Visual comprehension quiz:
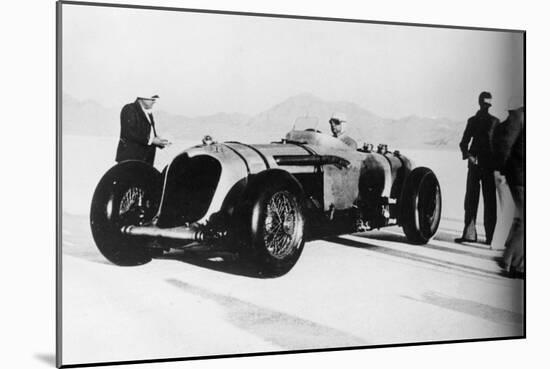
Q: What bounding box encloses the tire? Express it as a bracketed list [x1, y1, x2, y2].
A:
[400, 167, 442, 244]
[90, 161, 162, 266]
[241, 170, 306, 276]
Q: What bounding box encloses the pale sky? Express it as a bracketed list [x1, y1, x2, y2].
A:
[62, 3, 524, 121]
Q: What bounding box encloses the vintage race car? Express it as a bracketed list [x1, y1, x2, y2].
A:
[90, 121, 442, 276]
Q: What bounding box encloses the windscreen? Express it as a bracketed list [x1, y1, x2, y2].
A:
[292, 116, 321, 132]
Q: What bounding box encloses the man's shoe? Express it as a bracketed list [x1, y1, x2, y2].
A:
[454, 237, 477, 244]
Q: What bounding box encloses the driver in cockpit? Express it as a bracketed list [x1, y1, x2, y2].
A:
[329, 112, 358, 150]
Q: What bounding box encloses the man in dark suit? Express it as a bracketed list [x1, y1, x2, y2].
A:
[455, 91, 499, 245]
[115, 94, 170, 165]
[493, 97, 525, 277]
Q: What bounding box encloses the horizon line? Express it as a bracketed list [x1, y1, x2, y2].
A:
[61, 91, 463, 123]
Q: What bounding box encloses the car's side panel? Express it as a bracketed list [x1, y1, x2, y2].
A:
[323, 163, 361, 210]
[359, 153, 393, 199]
[292, 145, 366, 211]
[249, 143, 318, 174]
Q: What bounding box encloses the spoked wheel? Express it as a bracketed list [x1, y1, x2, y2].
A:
[400, 167, 442, 244]
[263, 190, 304, 260]
[90, 161, 162, 266]
[117, 186, 156, 230]
[242, 169, 306, 276]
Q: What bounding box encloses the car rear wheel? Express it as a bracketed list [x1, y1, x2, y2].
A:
[90, 161, 162, 266]
[400, 167, 442, 244]
[242, 170, 306, 276]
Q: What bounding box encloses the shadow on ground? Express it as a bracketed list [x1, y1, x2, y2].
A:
[326, 234, 504, 280]
[354, 230, 499, 260]
[158, 250, 277, 279]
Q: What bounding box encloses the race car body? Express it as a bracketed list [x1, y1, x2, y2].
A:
[90, 127, 441, 276]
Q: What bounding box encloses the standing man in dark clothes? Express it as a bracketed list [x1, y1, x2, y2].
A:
[455, 91, 499, 245]
[493, 97, 525, 277]
[115, 94, 170, 166]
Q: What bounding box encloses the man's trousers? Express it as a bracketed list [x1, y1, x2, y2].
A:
[461, 163, 497, 243]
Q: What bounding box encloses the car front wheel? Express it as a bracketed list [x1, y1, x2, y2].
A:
[242, 170, 306, 276]
[90, 161, 162, 266]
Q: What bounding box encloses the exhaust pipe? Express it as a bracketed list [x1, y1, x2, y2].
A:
[121, 224, 207, 242]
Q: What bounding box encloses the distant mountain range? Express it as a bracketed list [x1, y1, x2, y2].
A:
[62, 93, 465, 150]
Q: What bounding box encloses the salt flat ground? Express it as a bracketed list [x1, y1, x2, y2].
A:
[60, 135, 523, 366]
